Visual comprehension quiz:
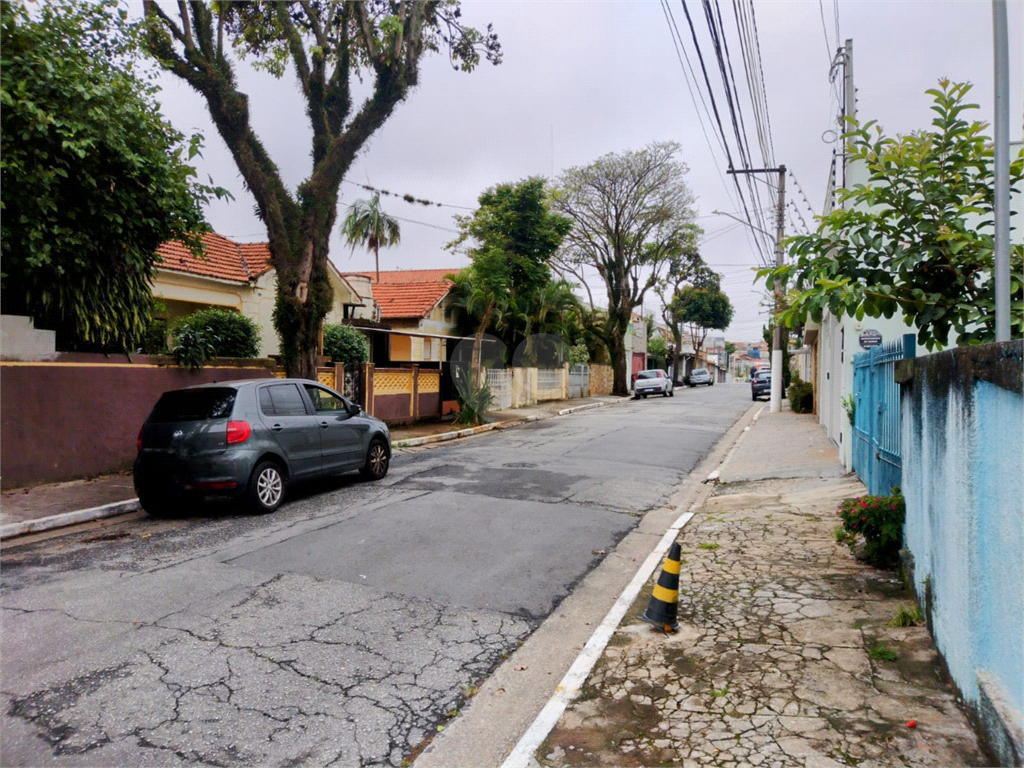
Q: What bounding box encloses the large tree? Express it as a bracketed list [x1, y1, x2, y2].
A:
[0, 0, 225, 351]
[143, 1, 501, 377]
[657, 251, 708, 382]
[551, 142, 699, 394]
[672, 276, 734, 371]
[763, 81, 1024, 349]
[446, 177, 573, 368]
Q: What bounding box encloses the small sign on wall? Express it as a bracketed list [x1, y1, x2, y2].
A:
[859, 329, 883, 349]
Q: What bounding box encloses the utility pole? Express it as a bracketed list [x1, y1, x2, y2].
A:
[993, 1, 1010, 341]
[842, 39, 854, 190]
[726, 166, 787, 413]
[771, 166, 787, 412]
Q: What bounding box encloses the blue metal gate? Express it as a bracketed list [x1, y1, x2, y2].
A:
[852, 334, 915, 496]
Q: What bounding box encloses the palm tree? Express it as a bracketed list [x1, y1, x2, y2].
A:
[340, 193, 401, 283]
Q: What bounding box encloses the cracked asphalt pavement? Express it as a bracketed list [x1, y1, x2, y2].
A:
[1, 385, 750, 767]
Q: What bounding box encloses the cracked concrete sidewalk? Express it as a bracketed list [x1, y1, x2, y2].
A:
[537, 408, 989, 768]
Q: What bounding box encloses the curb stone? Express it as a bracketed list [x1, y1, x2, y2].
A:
[0, 498, 141, 541]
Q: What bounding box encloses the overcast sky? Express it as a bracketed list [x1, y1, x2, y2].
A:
[153, 0, 1023, 343]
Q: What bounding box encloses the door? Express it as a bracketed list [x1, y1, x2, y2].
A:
[303, 384, 367, 472]
[257, 383, 322, 478]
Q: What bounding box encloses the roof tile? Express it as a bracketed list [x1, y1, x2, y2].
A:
[348, 268, 461, 319]
[155, 232, 273, 284]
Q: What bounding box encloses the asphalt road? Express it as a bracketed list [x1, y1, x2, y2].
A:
[1, 383, 750, 767]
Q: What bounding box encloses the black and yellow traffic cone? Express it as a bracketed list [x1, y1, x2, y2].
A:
[641, 542, 681, 633]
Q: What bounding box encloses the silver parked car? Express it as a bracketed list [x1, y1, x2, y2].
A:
[688, 368, 714, 387]
[634, 369, 674, 398]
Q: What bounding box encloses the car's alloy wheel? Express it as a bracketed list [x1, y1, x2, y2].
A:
[246, 460, 285, 513]
[362, 440, 390, 480]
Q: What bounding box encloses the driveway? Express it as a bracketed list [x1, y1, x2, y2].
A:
[1, 384, 750, 767]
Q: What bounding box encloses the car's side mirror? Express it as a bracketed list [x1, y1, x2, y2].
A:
[347, 402, 362, 416]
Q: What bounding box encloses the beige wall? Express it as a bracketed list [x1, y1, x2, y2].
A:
[153, 267, 363, 359]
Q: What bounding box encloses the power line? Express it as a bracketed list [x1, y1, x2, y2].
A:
[342, 179, 475, 211]
[679, 0, 772, 267]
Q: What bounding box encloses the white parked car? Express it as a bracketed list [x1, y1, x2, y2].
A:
[633, 369, 674, 398]
[688, 368, 714, 387]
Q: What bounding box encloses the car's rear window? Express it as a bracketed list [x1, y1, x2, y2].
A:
[692, 369, 708, 375]
[755, 371, 771, 380]
[637, 371, 660, 379]
[149, 388, 237, 423]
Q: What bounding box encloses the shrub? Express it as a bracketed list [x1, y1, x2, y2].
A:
[323, 323, 369, 366]
[569, 341, 590, 366]
[788, 375, 813, 413]
[836, 488, 905, 568]
[141, 318, 170, 355]
[452, 365, 493, 426]
[841, 394, 856, 425]
[173, 326, 216, 370]
[176, 308, 260, 358]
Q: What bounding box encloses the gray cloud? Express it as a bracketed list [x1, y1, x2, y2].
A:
[153, 0, 1023, 341]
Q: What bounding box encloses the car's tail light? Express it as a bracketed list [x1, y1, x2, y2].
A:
[137, 425, 144, 452]
[226, 421, 251, 444]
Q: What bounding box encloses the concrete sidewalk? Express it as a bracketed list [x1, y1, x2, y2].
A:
[0, 394, 630, 537]
[533, 408, 988, 768]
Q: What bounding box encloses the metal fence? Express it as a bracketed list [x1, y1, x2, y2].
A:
[569, 364, 590, 398]
[486, 368, 513, 410]
[852, 334, 915, 496]
[537, 367, 563, 393]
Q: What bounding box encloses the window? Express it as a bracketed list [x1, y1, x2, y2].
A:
[265, 384, 308, 416]
[150, 388, 236, 422]
[258, 387, 275, 416]
[303, 385, 347, 413]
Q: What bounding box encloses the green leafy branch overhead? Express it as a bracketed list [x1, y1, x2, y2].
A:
[759, 81, 1023, 350]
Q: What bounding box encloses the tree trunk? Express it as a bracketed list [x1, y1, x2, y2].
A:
[272, 227, 333, 381]
[607, 329, 628, 395]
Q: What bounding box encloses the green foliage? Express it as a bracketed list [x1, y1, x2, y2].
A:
[762, 81, 1024, 349]
[175, 308, 260, 358]
[788, 375, 813, 413]
[341, 193, 401, 280]
[552, 142, 701, 393]
[674, 286, 734, 331]
[172, 326, 217, 371]
[447, 178, 575, 360]
[647, 336, 669, 361]
[323, 323, 369, 366]
[673, 284, 734, 367]
[452, 365, 494, 427]
[836, 489, 905, 568]
[887, 604, 924, 628]
[841, 394, 856, 426]
[869, 645, 899, 662]
[569, 341, 590, 366]
[143, 1, 500, 378]
[0, 0, 228, 351]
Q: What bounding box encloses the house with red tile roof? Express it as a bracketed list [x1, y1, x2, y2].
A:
[346, 268, 463, 362]
[153, 232, 373, 357]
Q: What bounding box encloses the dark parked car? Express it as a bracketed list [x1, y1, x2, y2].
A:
[134, 379, 391, 516]
[751, 368, 772, 401]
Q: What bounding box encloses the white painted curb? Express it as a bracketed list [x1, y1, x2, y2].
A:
[500, 507, 698, 768]
[0, 498, 141, 541]
[557, 402, 605, 417]
[707, 405, 764, 482]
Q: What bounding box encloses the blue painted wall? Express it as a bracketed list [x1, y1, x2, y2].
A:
[901, 343, 1024, 765]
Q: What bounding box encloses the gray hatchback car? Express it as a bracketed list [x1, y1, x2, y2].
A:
[134, 378, 391, 516]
